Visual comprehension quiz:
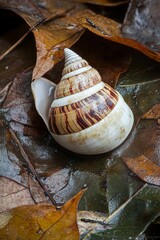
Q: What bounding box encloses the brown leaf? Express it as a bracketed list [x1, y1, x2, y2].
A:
[0, 0, 94, 79]
[0, 177, 34, 212]
[0, 176, 50, 212]
[78, 14, 160, 62]
[123, 155, 160, 186]
[3, 68, 46, 136]
[32, 7, 94, 80]
[0, 189, 86, 240]
[71, 0, 129, 6]
[142, 104, 160, 120]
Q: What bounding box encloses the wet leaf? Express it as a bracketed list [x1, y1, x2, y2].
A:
[122, 0, 160, 51]
[32, 8, 93, 80]
[0, 189, 86, 240]
[123, 155, 160, 186]
[142, 103, 160, 120]
[0, 177, 34, 212]
[71, 0, 129, 7]
[106, 158, 143, 215]
[0, 176, 49, 212]
[78, 14, 160, 62]
[89, 183, 160, 239]
[0, 0, 93, 79]
[3, 68, 46, 136]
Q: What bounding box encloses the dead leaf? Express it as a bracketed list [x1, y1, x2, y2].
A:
[142, 104, 160, 120]
[32, 6, 93, 80]
[71, 0, 128, 6]
[123, 155, 160, 186]
[78, 14, 160, 62]
[0, 177, 34, 212]
[0, 189, 86, 240]
[0, 176, 50, 212]
[0, 0, 94, 79]
[3, 68, 46, 136]
[122, 0, 160, 51]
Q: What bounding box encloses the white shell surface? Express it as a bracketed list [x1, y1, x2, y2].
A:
[31, 77, 56, 130]
[51, 93, 134, 155]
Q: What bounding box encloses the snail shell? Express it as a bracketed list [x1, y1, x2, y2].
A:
[48, 48, 134, 155]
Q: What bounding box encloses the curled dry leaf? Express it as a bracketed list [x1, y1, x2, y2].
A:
[123, 155, 160, 186]
[78, 14, 160, 62]
[71, 0, 129, 7]
[142, 104, 160, 120]
[0, 188, 86, 240]
[0, 0, 94, 79]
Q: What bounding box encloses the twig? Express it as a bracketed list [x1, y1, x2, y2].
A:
[0, 18, 45, 62]
[9, 128, 57, 206]
[27, 172, 37, 204]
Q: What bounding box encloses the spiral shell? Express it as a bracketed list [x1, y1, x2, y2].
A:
[48, 48, 134, 155]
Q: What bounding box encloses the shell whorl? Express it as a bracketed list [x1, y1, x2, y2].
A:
[49, 48, 119, 135]
[54, 48, 102, 99]
[62, 48, 91, 79]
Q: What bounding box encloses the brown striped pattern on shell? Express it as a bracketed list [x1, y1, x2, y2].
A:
[54, 69, 101, 99]
[49, 84, 118, 135]
[62, 59, 89, 76]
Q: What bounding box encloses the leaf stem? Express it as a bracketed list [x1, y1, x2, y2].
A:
[9, 128, 57, 206]
[0, 18, 45, 62]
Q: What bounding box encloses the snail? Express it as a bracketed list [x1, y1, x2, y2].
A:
[32, 48, 134, 155]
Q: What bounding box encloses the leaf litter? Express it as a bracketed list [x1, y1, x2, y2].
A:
[0, 189, 86, 240]
[0, 0, 160, 239]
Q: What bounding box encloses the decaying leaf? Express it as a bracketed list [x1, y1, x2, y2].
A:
[0, 0, 94, 79]
[122, 0, 160, 51]
[89, 183, 160, 239]
[0, 176, 49, 212]
[0, 177, 34, 212]
[71, 0, 129, 7]
[3, 68, 45, 136]
[142, 103, 160, 120]
[0, 188, 86, 240]
[123, 155, 160, 186]
[78, 14, 160, 62]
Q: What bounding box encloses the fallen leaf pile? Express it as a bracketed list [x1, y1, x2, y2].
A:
[0, 0, 160, 239]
